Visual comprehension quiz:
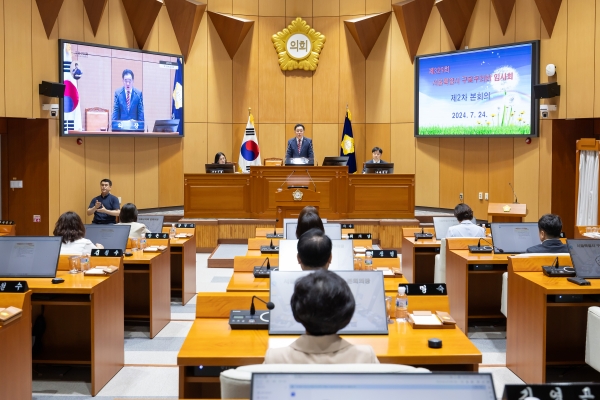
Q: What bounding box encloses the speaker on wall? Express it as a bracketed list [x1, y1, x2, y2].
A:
[39, 81, 65, 98]
[533, 82, 561, 99]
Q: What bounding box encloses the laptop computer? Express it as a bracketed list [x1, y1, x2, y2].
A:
[0, 236, 62, 278]
[278, 239, 353, 271]
[251, 372, 496, 400]
[285, 222, 342, 240]
[567, 239, 600, 278]
[153, 119, 180, 133]
[490, 222, 541, 254]
[268, 270, 388, 335]
[137, 215, 164, 234]
[84, 224, 131, 251]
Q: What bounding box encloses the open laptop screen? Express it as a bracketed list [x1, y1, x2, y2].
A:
[0, 236, 62, 278]
[278, 239, 353, 271]
[433, 216, 477, 240]
[490, 222, 540, 254]
[251, 373, 496, 400]
[568, 239, 600, 278]
[84, 224, 131, 251]
[137, 215, 164, 233]
[268, 270, 387, 335]
[285, 222, 342, 240]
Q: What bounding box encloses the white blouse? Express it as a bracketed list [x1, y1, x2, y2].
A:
[60, 238, 97, 255]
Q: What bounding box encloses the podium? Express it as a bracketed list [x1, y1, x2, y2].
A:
[274, 188, 321, 228]
[487, 203, 527, 223]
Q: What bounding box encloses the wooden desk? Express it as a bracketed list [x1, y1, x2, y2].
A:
[184, 168, 415, 220]
[123, 249, 171, 338]
[0, 291, 32, 399]
[6, 268, 124, 396]
[507, 269, 600, 383]
[170, 237, 197, 304]
[227, 272, 407, 293]
[401, 237, 440, 283]
[177, 318, 481, 398]
[0, 223, 16, 236]
[445, 250, 509, 333]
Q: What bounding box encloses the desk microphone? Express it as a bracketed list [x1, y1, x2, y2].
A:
[508, 182, 518, 204]
[542, 257, 576, 277]
[250, 295, 275, 315]
[468, 238, 493, 253]
[229, 296, 274, 330]
[254, 257, 277, 278]
[305, 169, 317, 192]
[266, 219, 282, 238]
[414, 227, 433, 241]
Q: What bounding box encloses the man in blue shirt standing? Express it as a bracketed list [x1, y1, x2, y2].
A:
[87, 179, 121, 224]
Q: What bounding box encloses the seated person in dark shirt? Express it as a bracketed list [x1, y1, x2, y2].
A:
[526, 214, 569, 253]
[86, 178, 121, 224]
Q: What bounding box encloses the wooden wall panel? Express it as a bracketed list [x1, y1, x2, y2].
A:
[595, 0, 600, 118]
[341, 0, 365, 16]
[134, 138, 159, 209]
[183, 123, 208, 173]
[365, 16, 391, 124]
[259, 123, 285, 160]
[142, 9, 159, 51]
[416, 5, 441, 56]
[514, 137, 539, 221]
[0, 0, 4, 116]
[538, 119, 552, 216]
[259, 0, 285, 16]
[57, 0, 84, 41]
[84, 138, 110, 223]
[157, 6, 180, 54]
[390, 7, 414, 123]
[339, 18, 366, 123]
[207, 123, 233, 165]
[32, 0, 59, 119]
[463, 138, 488, 219]
[313, 124, 339, 161]
[415, 138, 439, 207]
[208, 16, 233, 123]
[488, 138, 514, 204]
[234, 0, 258, 16]
[286, 70, 313, 123]
[439, 138, 464, 209]
[286, 0, 312, 17]
[490, 1, 515, 45]
[566, 0, 595, 118]
[185, 12, 208, 123]
[258, 17, 286, 123]
[313, 17, 340, 123]
[515, 0, 540, 42]
[233, 21, 258, 123]
[159, 138, 184, 206]
[109, 137, 135, 206]
[539, 0, 565, 119]
[48, 120, 60, 233]
[83, 0, 109, 43]
[59, 138, 86, 217]
[366, 0, 391, 14]
[232, 123, 244, 164]
[208, 0, 233, 14]
[365, 124, 391, 162]
[463, 0, 490, 48]
[108, 0, 135, 47]
[314, 0, 338, 17]
[390, 123, 415, 174]
[5, 0, 33, 118]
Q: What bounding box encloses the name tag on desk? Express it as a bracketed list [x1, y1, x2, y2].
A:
[372, 250, 396, 258]
[0, 220, 15, 225]
[91, 249, 123, 257]
[399, 283, 447, 295]
[176, 223, 195, 228]
[503, 384, 600, 400]
[0, 281, 29, 292]
[341, 224, 354, 229]
[146, 233, 169, 239]
[348, 233, 371, 239]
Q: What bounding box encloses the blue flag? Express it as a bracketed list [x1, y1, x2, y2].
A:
[171, 58, 183, 135]
[340, 109, 357, 173]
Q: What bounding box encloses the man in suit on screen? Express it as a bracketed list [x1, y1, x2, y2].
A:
[112, 69, 144, 122]
[286, 124, 314, 159]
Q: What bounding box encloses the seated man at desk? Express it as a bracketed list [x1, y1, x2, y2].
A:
[264, 269, 379, 364]
[297, 228, 331, 271]
[447, 203, 485, 238]
[526, 214, 569, 253]
[362, 146, 386, 173]
[285, 124, 314, 159]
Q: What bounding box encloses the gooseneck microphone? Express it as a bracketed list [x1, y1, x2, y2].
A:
[279, 170, 296, 189]
[250, 296, 275, 316]
[305, 169, 317, 192]
[508, 182, 518, 204]
[267, 219, 282, 238]
[468, 238, 494, 253]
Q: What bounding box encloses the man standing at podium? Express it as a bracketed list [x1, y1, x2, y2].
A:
[286, 124, 314, 159]
[112, 69, 144, 122]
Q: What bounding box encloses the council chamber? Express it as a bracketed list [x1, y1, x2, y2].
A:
[1, 0, 600, 399]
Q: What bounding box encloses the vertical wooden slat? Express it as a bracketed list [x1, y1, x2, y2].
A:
[5, 0, 32, 118]
[365, 17, 391, 123]
[134, 138, 159, 209]
[439, 138, 464, 210]
[391, 123, 416, 174]
[514, 137, 539, 222]
[415, 138, 440, 207]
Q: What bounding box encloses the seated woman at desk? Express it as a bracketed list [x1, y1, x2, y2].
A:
[116, 203, 151, 238]
[54, 211, 104, 254]
[264, 270, 379, 364]
[447, 203, 485, 238]
[214, 152, 227, 164]
[296, 206, 324, 238]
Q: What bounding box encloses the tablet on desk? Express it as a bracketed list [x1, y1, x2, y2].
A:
[0, 236, 62, 278]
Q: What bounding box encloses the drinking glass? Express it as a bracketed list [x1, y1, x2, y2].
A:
[385, 296, 394, 324]
[587, 226, 593, 233]
[80, 254, 90, 271]
[353, 257, 363, 271]
[140, 238, 147, 250]
[593, 227, 599, 234]
[131, 238, 139, 252]
[69, 256, 80, 274]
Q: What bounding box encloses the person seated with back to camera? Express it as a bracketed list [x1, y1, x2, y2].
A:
[295, 205, 324, 239]
[297, 228, 332, 271]
[54, 211, 104, 255]
[526, 214, 569, 253]
[264, 269, 379, 364]
[116, 203, 151, 238]
[446, 203, 485, 238]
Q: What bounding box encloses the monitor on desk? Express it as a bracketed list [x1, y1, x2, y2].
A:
[567, 239, 600, 278]
[137, 215, 164, 233]
[205, 163, 235, 174]
[490, 222, 541, 254]
[322, 156, 349, 166]
[278, 239, 353, 271]
[363, 162, 394, 174]
[284, 222, 342, 240]
[268, 270, 388, 335]
[0, 236, 62, 278]
[433, 216, 478, 239]
[251, 372, 496, 400]
[84, 224, 130, 251]
[285, 158, 314, 166]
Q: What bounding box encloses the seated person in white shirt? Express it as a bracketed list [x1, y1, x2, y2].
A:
[264, 269, 379, 364]
[446, 203, 485, 238]
[116, 203, 151, 238]
[54, 211, 104, 255]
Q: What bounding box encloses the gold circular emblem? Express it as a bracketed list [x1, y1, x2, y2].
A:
[293, 189, 304, 201]
[272, 18, 326, 71]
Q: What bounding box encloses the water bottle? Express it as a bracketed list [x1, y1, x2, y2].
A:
[395, 286, 408, 321]
[169, 224, 176, 239]
[364, 250, 373, 271]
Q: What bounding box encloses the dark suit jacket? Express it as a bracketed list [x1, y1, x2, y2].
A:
[112, 87, 144, 121]
[362, 159, 387, 173]
[286, 137, 314, 159]
[526, 239, 569, 253]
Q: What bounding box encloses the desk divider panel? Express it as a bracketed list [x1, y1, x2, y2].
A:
[234, 256, 279, 272]
[196, 292, 269, 318]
